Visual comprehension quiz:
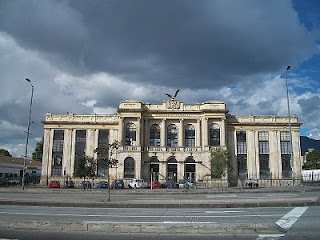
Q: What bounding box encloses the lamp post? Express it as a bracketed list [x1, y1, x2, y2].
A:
[285, 66, 295, 187]
[22, 78, 34, 190]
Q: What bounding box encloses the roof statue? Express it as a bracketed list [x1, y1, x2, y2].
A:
[165, 89, 179, 100]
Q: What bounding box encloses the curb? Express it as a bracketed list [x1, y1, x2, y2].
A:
[0, 199, 319, 208]
[0, 219, 284, 234]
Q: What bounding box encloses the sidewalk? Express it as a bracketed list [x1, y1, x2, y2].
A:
[0, 185, 319, 208]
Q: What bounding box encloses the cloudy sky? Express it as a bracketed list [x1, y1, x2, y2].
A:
[0, 0, 319, 157]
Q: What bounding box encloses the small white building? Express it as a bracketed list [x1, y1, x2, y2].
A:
[0, 155, 42, 183]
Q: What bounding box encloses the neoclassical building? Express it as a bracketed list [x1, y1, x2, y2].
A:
[41, 99, 302, 187]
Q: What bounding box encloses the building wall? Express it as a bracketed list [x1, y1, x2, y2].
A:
[40, 100, 302, 187]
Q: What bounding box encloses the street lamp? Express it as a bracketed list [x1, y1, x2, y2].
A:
[22, 78, 34, 190]
[285, 66, 295, 187]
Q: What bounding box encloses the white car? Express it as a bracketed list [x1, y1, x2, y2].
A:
[176, 180, 194, 189]
[8, 179, 20, 184]
[128, 179, 148, 189]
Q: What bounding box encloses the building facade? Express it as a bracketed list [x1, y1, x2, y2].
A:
[41, 100, 302, 187]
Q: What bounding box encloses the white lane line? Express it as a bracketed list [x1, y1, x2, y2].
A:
[205, 210, 245, 213]
[0, 211, 282, 218]
[83, 221, 218, 224]
[207, 194, 238, 198]
[257, 234, 285, 240]
[275, 207, 308, 231]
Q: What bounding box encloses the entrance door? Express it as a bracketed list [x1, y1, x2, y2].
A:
[150, 164, 159, 181]
[185, 164, 195, 183]
[167, 164, 177, 182]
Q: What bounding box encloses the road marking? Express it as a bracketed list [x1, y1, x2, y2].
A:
[207, 194, 238, 198]
[0, 211, 281, 218]
[205, 210, 245, 213]
[83, 221, 218, 224]
[257, 234, 285, 240]
[267, 194, 299, 198]
[276, 207, 308, 231]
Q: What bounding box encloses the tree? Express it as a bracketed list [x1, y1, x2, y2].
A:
[0, 149, 12, 157]
[210, 148, 232, 178]
[304, 150, 320, 170]
[73, 156, 96, 180]
[32, 139, 43, 161]
[94, 140, 121, 201]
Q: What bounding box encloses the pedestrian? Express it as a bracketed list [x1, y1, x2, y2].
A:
[248, 179, 252, 188]
[253, 179, 258, 188]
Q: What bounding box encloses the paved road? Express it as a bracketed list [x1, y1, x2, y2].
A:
[0, 206, 319, 239]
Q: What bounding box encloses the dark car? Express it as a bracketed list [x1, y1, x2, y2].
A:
[63, 180, 74, 188]
[162, 180, 176, 189]
[82, 181, 92, 189]
[97, 181, 108, 189]
[111, 180, 124, 189]
[49, 180, 60, 188]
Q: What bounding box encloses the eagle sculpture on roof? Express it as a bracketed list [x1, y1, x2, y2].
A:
[165, 89, 179, 100]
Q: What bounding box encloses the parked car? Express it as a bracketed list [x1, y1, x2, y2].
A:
[8, 179, 20, 185]
[81, 181, 92, 189]
[162, 180, 176, 189]
[148, 181, 162, 189]
[97, 181, 108, 189]
[176, 180, 194, 189]
[111, 180, 124, 189]
[49, 180, 60, 188]
[63, 180, 74, 188]
[128, 179, 148, 189]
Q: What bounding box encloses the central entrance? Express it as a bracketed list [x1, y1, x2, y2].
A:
[185, 157, 196, 183]
[167, 157, 177, 182]
[149, 156, 160, 181]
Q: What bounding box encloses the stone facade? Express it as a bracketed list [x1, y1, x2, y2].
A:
[41, 100, 302, 187]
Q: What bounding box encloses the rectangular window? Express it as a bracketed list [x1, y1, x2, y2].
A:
[237, 131, 247, 154]
[236, 131, 247, 177]
[75, 130, 86, 156]
[97, 130, 109, 177]
[280, 131, 292, 178]
[259, 131, 270, 179]
[52, 130, 64, 177]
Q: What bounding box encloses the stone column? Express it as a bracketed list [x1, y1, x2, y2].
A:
[201, 118, 208, 150]
[70, 130, 76, 177]
[196, 119, 201, 147]
[221, 118, 226, 147]
[136, 117, 141, 146]
[86, 129, 95, 157]
[246, 131, 257, 179]
[47, 129, 54, 177]
[178, 119, 184, 147]
[178, 162, 185, 181]
[292, 130, 302, 179]
[41, 129, 51, 181]
[160, 119, 166, 147]
[144, 118, 149, 147]
[118, 117, 124, 142]
[62, 129, 72, 177]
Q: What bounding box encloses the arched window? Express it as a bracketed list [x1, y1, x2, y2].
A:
[185, 124, 195, 147]
[125, 123, 136, 146]
[124, 157, 135, 178]
[167, 124, 178, 147]
[149, 124, 160, 146]
[209, 123, 220, 146]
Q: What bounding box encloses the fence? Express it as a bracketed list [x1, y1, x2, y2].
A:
[302, 170, 320, 182]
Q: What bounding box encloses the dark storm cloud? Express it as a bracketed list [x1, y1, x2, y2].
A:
[0, 0, 318, 89]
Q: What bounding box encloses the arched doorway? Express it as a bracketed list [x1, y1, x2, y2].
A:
[167, 157, 177, 182]
[124, 157, 135, 178]
[185, 157, 196, 183]
[150, 156, 159, 181]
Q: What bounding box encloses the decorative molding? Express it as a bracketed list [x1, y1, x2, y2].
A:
[165, 100, 181, 109]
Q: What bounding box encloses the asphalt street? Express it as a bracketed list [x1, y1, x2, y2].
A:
[0, 206, 319, 239]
